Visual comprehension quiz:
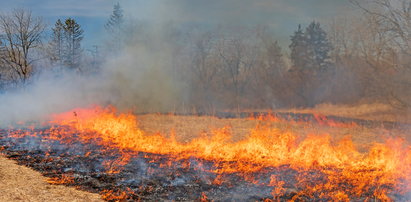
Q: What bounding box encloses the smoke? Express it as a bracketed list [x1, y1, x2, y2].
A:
[97, 29, 187, 112]
[0, 1, 404, 126]
[0, 19, 188, 126]
[0, 70, 96, 126]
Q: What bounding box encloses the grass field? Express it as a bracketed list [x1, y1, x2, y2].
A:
[136, 112, 410, 153]
[1, 106, 410, 201]
[276, 103, 410, 123]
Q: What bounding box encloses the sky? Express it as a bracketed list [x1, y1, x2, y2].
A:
[0, 0, 359, 49]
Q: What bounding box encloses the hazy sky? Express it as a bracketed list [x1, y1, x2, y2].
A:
[0, 0, 358, 48]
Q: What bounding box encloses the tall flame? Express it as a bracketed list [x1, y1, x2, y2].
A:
[21, 106, 411, 199]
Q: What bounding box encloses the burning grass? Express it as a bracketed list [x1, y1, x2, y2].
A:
[0, 106, 410, 201]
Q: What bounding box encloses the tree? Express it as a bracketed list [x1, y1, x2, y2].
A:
[288, 22, 333, 107]
[0, 9, 45, 83]
[105, 2, 125, 52]
[188, 31, 219, 110]
[105, 2, 124, 33]
[63, 18, 83, 70]
[351, 0, 411, 55]
[290, 22, 332, 71]
[351, 0, 411, 108]
[253, 39, 287, 107]
[289, 24, 307, 69]
[48, 18, 84, 70]
[50, 19, 65, 65]
[217, 30, 259, 110]
[304, 21, 332, 71]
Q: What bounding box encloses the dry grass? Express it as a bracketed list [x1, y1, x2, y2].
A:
[1, 110, 409, 201]
[136, 113, 409, 152]
[0, 154, 102, 202]
[276, 102, 410, 123]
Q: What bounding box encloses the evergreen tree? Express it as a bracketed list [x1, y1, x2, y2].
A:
[288, 22, 333, 107]
[105, 3, 125, 53]
[304, 21, 332, 71]
[105, 2, 124, 33]
[50, 19, 65, 65]
[289, 22, 332, 71]
[63, 18, 83, 70]
[289, 24, 308, 69]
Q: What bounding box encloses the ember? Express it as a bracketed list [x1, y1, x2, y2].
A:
[0, 106, 410, 201]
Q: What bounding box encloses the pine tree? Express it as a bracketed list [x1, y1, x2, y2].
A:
[288, 22, 333, 107]
[289, 22, 332, 71]
[105, 2, 124, 33]
[63, 18, 83, 70]
[50, 19, 64, 65]
[105, 3, 125, 53]
[304, 21, 332, 71]
[289, 24, 308, 69]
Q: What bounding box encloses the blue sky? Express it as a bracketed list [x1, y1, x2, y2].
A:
[0, 0, 358, 49]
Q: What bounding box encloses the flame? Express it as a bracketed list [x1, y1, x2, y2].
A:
[101, 188, 132, 201]
[46, 174, 74, 185]
[10, 106, 411, 199]
[200, 192, 209, 202]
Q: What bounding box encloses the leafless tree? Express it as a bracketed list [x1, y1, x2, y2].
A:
[351, 0, 410, 54]
[191, 33, 217, 88]
[351, 0, 411, 108]
[0, 9, 45, 84]
[217, 31, 259, 110]
[187, 31, 220, 111]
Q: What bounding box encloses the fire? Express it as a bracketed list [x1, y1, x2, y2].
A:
[46, 174, 74, 185]
[5, 106, 411, 200]
[101, 189, 131, 201]
[200, 192, 209, 202]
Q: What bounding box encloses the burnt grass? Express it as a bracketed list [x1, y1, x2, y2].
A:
[0, 121, 409, 201]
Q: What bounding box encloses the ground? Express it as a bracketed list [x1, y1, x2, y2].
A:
[0, 154, 102, 202]
[0, 103, 409, 201]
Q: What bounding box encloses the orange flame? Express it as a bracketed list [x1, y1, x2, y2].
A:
[101, 188, 132, 201]
[46, 174, 74, 185]
[18, 106, 411, 199]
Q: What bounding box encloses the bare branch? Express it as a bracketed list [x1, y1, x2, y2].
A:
[0, 9, 45, 83]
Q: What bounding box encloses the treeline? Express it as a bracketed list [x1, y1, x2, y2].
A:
[0, 0, 409, 112]
[169, 0, 411, 111]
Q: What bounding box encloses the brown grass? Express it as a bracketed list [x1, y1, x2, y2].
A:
[1, 110, 409, 201]
[276, 102, 410, 123]
[0, 154, 102, 202]
[136, 113, 409, 152]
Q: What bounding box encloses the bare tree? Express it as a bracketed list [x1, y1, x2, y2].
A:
[253, 37, 286, 107]
[351, 0, 410, 54]
[217, 31, 259, 110]
[351, 0, 411, 108]
[0, 9, 45, 84]
[187, 31, 219, 110]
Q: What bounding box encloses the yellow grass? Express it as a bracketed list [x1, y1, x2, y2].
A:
[276, 102, 410, 123]
[0, 154, 102, 202]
